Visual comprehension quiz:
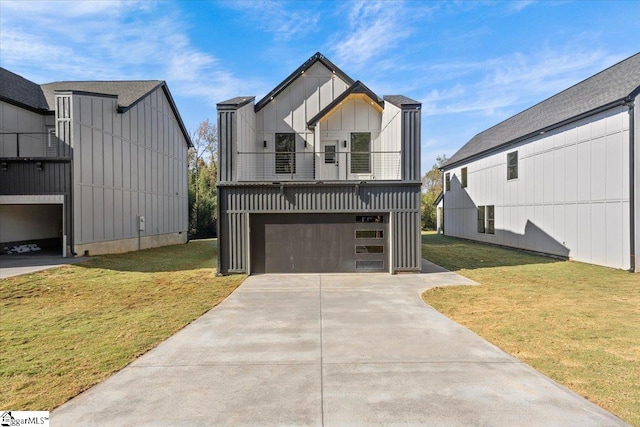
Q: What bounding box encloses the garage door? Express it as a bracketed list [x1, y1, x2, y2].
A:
[250, 213, 388, 273]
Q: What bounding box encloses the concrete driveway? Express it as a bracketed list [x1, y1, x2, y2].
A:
[52, 264, 628, 426]
[0, 255, 90, 279]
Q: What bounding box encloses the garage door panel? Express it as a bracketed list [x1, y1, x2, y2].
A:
[251, 213, 387, 273]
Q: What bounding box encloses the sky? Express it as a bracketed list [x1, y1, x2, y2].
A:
[1, 0, 639, 172]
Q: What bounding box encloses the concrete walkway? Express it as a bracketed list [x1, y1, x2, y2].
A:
[52, 267, 627, 426]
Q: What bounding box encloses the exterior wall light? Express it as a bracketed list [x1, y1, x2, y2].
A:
[263, 140, 267, 149]
[343, 140, 347, 148]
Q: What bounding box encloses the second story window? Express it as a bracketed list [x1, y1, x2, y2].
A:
[350, 133, 371, 174]
[275, 133, 296, 174]
[507, 151, 518, 180]
[461, 167, 468, 188]
[445, 172, 451, 191]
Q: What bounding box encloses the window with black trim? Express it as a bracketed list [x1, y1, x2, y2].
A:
[478, 205, 495, 234]
[356, 230, 384, 238]
[477, 206, 485, 233]
[487, 205, 495, 234]
[350, 133, 370, 174]
[445, 172, 451, 191]
[275, 133, 295, 174]
[507, 151, 518, 180]
[461, 167, 467, 188]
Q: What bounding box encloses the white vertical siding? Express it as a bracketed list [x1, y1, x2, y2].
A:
[444, 105, 631, 270]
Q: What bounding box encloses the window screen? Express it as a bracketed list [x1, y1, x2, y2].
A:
[350, 133, 371, 174]
[275, 133, 295, 174]
[507, 151, 518, 180]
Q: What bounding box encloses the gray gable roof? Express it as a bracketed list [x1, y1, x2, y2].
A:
[307, 80, 384, 128]
[384, 95, 421, 108]
[0, 67, 50, 112]
[443, 52, 640, 169]
[40, 80, 164, 111]
[0, 68, 192, 147]
[254, 52, 356, 113]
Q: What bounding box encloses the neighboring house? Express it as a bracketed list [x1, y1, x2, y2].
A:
[441, 52, 640, 271]
[434, 191, 444, 233]
[0, 68, 192, 256]
[216, 52, 422, 274]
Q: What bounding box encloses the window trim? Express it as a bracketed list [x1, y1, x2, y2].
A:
[507, 151, 518, 180]
[477, 205, 485, 234]
[350, 132, 371, 174]
[275, 133, 296, 174]
[445, 172, 451, 191]
[461, 167, 468, 188]
[487, 205, 495, 235]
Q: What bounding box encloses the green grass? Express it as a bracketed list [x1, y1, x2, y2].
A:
[0, 239, 245, 411]
[421, 232, 640, 426]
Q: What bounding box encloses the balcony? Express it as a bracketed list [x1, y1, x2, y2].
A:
[236, 150, 401, 182]
[0, 132, 71, 160]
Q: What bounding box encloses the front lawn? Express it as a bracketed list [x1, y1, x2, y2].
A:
[421, 232, 639, 426]
[0, 239, 245, 411]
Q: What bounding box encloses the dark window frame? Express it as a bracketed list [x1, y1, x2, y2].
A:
[445, 172, 451, 191]
[477, 205, 485, 234]
[487, 205, 495, 234]
[275, 133, 296, 174]
[461, 167, 467, 188]
[507, 151, 518, 180]
[350, 132, 371, 174]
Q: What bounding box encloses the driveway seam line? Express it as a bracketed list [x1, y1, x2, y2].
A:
[319, 273, 325, 427]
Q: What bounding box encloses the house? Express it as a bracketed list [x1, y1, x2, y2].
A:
[216, 52, 422, 274]
[441, 52, 640, 271]
[0, 68, 192, 256]
[434, 191, 444, 233]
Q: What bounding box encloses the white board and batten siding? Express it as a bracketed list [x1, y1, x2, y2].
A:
[236, 61, 403, 181]
[67, 88, 189, 247]
[445, 105, 631, 270]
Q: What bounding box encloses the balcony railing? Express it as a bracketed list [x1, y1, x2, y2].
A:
[0, 132, 70, 159]
[237, 151, 401, 181]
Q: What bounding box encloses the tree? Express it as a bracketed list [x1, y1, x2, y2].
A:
[421, 154, 448, 230]
[188, 119, 218, 238]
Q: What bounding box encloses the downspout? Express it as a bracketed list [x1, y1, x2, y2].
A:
[628, 100, 635, 272]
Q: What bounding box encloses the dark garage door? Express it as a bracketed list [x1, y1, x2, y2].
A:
[250, 213, 388, 273]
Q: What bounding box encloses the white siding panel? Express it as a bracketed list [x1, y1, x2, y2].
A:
[591, 136, 606, 200]
[591, 203, 606, 265]
[444, 106, 630, 270]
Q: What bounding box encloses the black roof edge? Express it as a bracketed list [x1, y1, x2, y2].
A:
[441, 98, 629, 171]
[116, 81, 165, 113]
[54, 89, 119, 99]
[217, 96, 255, 110]
[307, 80, 384, 128]
[433, 191, 444, 206]
[0, 95, 51, 115]
[160, 83, 193, 148]
[383, 95, 422, 109]
[627, 84, 640, 101]
[254, 52, 355, 113]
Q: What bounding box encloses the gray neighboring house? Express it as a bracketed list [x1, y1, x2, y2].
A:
[0, 68, 192, 256]
[216, 52, 422, 274]
[441, 52, 640, 271]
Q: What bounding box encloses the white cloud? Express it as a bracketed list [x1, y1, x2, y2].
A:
[420, 47, 625, 118]
[329, 1, 414, 71]
[222, 0, 319, 42]
[0, 0, 249, 107]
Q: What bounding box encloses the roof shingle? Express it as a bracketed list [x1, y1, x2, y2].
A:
[444, 52, 640, 169]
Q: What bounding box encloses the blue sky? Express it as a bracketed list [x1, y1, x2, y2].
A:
[1, 0, 639, 172]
